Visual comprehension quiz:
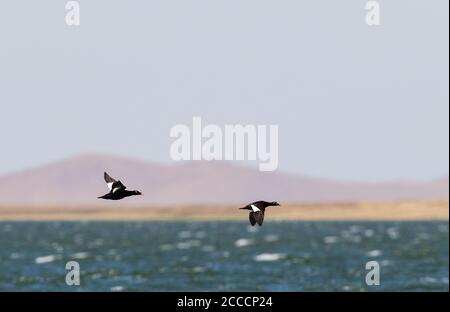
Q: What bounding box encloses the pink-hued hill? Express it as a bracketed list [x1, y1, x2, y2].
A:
[0, 154, 448, 206]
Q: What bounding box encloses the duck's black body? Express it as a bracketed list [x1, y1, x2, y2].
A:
[239, 201, 280, 226]
[98, 172, 142, 200]
[98, 189, 142, 200]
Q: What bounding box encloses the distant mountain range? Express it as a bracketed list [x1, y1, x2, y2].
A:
[0, 154, 448, 206]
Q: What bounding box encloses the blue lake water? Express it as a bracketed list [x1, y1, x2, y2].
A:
[0, 221, 448, 291]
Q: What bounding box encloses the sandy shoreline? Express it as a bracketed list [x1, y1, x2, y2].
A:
[0, 200, 447, 221]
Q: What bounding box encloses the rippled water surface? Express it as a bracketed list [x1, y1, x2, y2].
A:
[0, 221, 448, 291]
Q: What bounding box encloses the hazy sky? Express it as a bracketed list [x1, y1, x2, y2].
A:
[0, 0, 448, 181]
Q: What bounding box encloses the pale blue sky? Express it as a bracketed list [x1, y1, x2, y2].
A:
[0, 0, 448, 181]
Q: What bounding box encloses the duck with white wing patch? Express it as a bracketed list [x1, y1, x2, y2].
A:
[239, 201, 280, 226]
[98, 172, 142, 200]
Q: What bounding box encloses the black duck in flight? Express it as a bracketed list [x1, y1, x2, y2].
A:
[239, 201, 280, 226]
[98, 172, 142, 200]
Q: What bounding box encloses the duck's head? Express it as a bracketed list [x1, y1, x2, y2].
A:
[133, 190, 142, 196]
[270, 201, 280, 207]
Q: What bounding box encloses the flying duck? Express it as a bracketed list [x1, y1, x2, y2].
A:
[239, 201, 280, 226]
[98, 172, 142, 200]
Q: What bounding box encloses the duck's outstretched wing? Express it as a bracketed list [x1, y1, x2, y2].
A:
[254, 211, 264, 226]
[104, 172, 116, 189]
[104, 172, 127, 193]
[249, 212, 256, 226]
